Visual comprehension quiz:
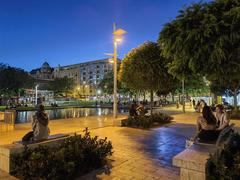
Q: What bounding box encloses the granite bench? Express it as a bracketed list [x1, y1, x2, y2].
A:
[173, 124, 235, 180]
[0, 133, 70, 173]
[173, 144, 217, 180]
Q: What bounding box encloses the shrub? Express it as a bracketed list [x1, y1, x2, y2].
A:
[11, 128, 113, 180]
[121, 113, 172, 129]
[206, 133, 240, 180]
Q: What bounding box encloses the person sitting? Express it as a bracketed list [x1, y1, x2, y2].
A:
[214, 104, 229, 130]
[129, 103, 138, 117]
[199, 99, 207, 112]
[22, 104, 50, 143]
[195, 101, 201, 112]
[195, 106, 218, 141]
[33, 104, 50, 141]
[136, 103, 146, 116]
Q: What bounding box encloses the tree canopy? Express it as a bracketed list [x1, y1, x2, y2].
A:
[0, 64, 34, 97]
[50, 77, 75, 96]
[119, 41, 176, 94]
[158, 0, 240, 108]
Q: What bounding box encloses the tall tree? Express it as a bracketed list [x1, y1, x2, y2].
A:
[50, 77, 75, 97]
[0, 64, 34, 98]
[158, 0, 240, 109]
[98, 71, 131, 96]
[98, 71, 114, 94]
[119, 41, 176, 113]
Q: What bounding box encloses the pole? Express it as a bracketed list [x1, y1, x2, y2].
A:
[182, 79, 185, 113]
[35, 85, 38, 106]
[113, 23, 118, 119]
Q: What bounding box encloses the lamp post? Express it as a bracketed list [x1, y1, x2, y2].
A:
[182, 79, 185, 113]
[204, 78, 211, 105]
[112, 23, 126, 119]
[35, 84, 39, 106]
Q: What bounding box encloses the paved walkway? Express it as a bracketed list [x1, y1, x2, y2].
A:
[86, 123, 195, 179]
[0, 114, 126, 145]
[0, 107, 239, 179]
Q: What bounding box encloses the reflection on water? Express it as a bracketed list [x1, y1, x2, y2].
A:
[16, 108, 128, 124]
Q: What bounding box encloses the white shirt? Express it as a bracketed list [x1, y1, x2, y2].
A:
[214, 112, 229, 130]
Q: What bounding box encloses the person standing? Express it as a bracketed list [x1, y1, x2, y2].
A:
[192, 99, 196, 108]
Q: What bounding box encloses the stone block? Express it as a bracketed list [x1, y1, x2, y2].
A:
[0, 134, 70, 173]
[172, 144, 217, 180]
[180, 168, 205, 180]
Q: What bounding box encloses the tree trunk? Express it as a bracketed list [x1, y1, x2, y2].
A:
[233, 89, 238, 111]
[143, 91, 146, 101]
[172, 93, 175, 102]
[150, 90, 153, 115]
[213, 93, 217, 105]
[134, 93, 137, 102]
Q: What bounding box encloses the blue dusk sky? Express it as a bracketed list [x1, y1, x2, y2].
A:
[0, 0, 211, 71]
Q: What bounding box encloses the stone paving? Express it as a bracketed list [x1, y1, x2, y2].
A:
[0, 106, 239, 179]
[80, 123, 195, 180]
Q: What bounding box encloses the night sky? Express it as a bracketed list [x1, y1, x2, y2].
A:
[0, 0, 211, 71]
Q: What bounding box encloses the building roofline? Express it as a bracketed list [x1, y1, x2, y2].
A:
[55, 58, 121, 69]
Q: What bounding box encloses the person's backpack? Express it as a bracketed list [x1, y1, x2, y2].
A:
[22, 131, 34, 142]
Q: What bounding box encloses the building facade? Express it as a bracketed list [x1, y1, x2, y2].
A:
[30, 62, 54, 88]
[54, 59, 118, 96]
[30, 59, 119, 97]
[30, 62, 54, 80]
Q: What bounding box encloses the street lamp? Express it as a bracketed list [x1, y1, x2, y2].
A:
[204, 77, 211, 105]
[112, 23, 126, 119]
[182, 79, 185, 113]
[35, 84, 39, 106]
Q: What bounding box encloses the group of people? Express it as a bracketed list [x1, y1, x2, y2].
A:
[192, 99, 206, 112]
[195, 104, 230, 141]
[22, 104, 50, 143]
[129, 102, 148, 117]
[21, 100, 229, 143]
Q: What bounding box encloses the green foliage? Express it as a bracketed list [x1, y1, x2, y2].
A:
[98, 71, 130, 95]
[206, 133, 240, 180]
[158, 0, 240, 106]
[50, 77, 75, 96]
[98, 71, 114, 94]
[121, 113, 173, 129]
[11, 128, 113, 179]
[0, 64, 34, 97]
[119, 41, 176, 94]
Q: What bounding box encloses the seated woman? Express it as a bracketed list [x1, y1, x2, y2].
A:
[195, 106, 219, 141]
[214, 104, 230, 130]
[33, 104, 50, 141]
[22, 104, 50, 143]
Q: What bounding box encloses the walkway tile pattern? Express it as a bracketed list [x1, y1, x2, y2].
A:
[85, 124, 196, 179]
[3, 108, 239, 180]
